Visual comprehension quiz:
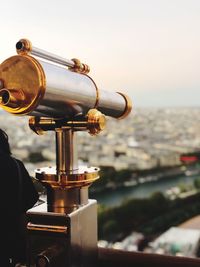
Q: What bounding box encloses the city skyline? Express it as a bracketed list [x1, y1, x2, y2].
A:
[0, 0, 200, 107]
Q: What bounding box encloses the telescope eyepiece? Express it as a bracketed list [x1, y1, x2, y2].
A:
[16, 39, 32, 55]
[0, 88, 24, 109]
[16, 41, 24, 50]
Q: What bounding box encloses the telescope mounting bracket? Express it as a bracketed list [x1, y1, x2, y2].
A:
[29, 108, 106, 212]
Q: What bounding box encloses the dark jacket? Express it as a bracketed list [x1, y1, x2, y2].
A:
[0, 154, 39, 262]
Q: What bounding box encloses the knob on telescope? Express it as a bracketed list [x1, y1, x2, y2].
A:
[36, 244, 65, 267]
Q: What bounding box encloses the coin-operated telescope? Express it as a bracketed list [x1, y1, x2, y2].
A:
[0, 39, 132, 267]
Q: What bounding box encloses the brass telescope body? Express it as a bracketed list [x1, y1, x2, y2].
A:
[0, 39, 131, 119]
[0, 39, 132, 267]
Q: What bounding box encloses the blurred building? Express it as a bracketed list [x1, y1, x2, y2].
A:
[98, 232, 144, 252]
[149, 227, 200, 258]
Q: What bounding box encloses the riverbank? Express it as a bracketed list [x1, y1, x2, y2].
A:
[90, 164, 200, 207]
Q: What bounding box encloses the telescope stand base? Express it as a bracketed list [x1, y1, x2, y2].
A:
[26, 199, 97, 267]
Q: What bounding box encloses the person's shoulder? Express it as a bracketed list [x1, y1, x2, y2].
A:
[10, 156, 23, 164]
[5, 156, 27, 170]
[0, 154, 18, 172]
[0, 153, 14, 163]
[12, 157, 27, 169]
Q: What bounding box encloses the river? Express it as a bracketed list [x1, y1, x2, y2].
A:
[92, 169, 200, 207]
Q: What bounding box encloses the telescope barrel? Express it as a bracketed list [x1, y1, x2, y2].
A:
[0, 40, 132, 119]
[16, 39, 75, 68]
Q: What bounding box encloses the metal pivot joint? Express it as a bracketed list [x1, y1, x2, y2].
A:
[29, 109, 106, 136]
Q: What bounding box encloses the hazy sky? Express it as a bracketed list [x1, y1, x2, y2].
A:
[0, 0, 200, 107]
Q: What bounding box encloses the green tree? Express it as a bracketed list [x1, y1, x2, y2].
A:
[102, 220, 120, 239]
[194, 177, 200, 189]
